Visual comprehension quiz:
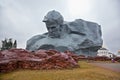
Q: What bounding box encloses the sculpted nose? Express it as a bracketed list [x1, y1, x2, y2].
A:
[48, 28, 52, 32]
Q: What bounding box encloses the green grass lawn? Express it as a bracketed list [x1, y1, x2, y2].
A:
[0, 61, 120, 80]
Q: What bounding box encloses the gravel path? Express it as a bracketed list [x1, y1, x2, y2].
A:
[91, 62, 120, 72]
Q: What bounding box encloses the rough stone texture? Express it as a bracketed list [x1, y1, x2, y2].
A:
[0, 49, 80, 73]
[26, 10, 103, 56]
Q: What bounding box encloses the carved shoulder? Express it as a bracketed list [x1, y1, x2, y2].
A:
[26, 33, 48, 49]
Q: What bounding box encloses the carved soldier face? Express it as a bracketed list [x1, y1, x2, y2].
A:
[43, 10, 64, 38]
[45, 22, 61, 38]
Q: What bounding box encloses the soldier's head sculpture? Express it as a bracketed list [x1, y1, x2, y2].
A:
[43, 10, 64, 38]
[26, 10, 103, 56]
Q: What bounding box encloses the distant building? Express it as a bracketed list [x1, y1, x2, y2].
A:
[117, 50, 120, 57]
[97, 47, 114, 58]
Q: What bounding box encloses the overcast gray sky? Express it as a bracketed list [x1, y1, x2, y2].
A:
[0, 0, 120, 54]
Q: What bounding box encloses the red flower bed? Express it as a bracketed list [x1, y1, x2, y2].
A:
[0, 49, 80, 73]
[114, 57, 120, 62]
[94, 56, 110, 61]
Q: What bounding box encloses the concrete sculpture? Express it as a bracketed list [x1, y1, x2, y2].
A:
[26, 10, 103, 56]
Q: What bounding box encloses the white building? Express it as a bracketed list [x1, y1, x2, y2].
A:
[117, 50, 120, 57]
[97, 47, 113, 58]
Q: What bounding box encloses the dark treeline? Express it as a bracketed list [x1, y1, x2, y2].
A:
[0, 38, 17, 50]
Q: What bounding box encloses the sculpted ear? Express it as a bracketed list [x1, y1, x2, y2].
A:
[61, 24, 71, 34]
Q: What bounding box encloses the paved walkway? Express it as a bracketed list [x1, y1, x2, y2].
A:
[91, 62, 120, 72]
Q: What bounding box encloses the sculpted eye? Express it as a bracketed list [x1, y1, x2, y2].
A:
[51, 26, 56, 29]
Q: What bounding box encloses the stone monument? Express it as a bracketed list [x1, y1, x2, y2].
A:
[26, 10, 103, 56]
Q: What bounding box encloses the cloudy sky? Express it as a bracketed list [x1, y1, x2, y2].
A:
[0, 0, 120, 54]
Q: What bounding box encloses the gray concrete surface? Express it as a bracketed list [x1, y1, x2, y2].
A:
[91, 62, 120, 72]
